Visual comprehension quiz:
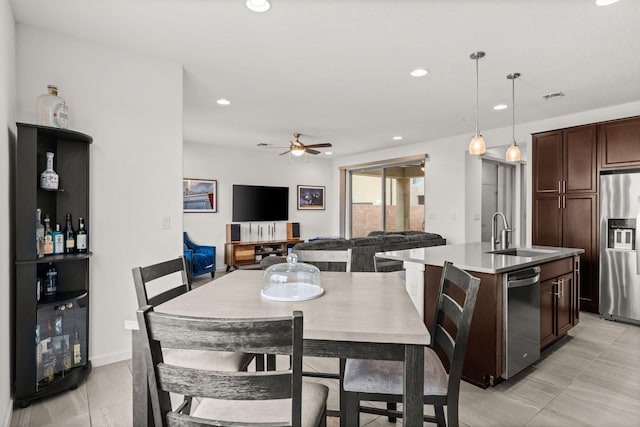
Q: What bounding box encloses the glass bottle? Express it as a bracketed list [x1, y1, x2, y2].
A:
[37, 85, 69, 129]
[72, 327, 82, 366]
[43, 215, 54, 256]
[35, 208, 45, 257]
[44, 263, 58, 296]
[76, 217, 87, 253]
[64, 214, 76, 254]
[53, 224, 64, 254]
[40, 152, 59, 190]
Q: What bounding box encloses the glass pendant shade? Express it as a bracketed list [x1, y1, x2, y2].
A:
[469, 134, 486, 155]
[291, 148, 305, 156]
[505, 144, 521, 162]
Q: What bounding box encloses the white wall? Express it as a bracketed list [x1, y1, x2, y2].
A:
[334, 101, 640, 245]
[16, 25, 184, 366]
[183, 141, 335, 269]
[1, 0, 15, 423]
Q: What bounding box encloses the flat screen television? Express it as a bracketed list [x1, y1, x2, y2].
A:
[232, 184, 289, 222]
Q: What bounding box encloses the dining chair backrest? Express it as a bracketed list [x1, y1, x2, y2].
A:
[431, 261, 481, 396]
[137, 306, 304, 427]
[294, 248, 353, 272]
[132, 257, 191, 308]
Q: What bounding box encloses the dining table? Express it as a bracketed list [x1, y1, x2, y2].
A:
[131, 270, 430, 426]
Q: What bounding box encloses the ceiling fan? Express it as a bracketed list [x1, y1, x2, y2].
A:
[279, 133, 332, 156]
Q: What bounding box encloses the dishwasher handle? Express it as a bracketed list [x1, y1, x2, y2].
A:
[507, 274, 540, 289]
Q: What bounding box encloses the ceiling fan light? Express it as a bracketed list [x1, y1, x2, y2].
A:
[291, 147, 305, 156]
[469, 134, 486, 155]
[246, 0, 271, 12]
[506, 144, 521, 162]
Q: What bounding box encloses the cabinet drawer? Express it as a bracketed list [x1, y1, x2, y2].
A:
[234, 248, 255, 261]
[539, 257, 573, 282]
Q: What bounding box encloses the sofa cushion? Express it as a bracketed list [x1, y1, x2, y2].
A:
[293, 239, 353, 251]
[350, 236, 384, 247]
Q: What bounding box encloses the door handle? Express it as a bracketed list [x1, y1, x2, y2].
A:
[563, 196, 566, 209]
[558, 181, 562, 194]
[636, 196, 639, 275]
[563, 180, 566, 194]
[558, 196, 561, 210]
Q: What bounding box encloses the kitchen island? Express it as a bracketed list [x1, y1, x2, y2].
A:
[378, 242, 584, 388]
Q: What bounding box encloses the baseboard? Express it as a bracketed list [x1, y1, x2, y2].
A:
[90, 350, 132, 368]
[2, 398, 12, 427]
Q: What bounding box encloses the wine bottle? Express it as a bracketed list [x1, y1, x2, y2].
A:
[72, 327, 82, 365]
[53, 224, 64, 254]
[40, 152, 59, 190]
[44, 263, 58, 296]
[62, 336, 72, 373]
[76, 217, 87, 253]
[35, 208, 44, 257]
[64, 213, 76, 254]
[36, 277, 42, 302]
[43, 215, 53, 256]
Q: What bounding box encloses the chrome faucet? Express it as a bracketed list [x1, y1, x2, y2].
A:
[491, 212, 512, 250]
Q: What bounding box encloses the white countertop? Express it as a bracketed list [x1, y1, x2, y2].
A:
[378, 242, 584, 274]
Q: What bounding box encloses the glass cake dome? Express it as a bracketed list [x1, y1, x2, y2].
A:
[262, 253, 324, 301]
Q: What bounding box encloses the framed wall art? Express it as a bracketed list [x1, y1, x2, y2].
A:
[183, 178, 217, 212]
[297, 185, 325, 210]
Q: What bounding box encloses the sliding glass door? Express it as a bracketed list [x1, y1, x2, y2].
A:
[350, 161, 424, 237]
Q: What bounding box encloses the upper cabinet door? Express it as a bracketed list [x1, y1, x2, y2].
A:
[533, 130, 563, 195]
[564, 124, 597, 194]
[599, 116, 640, 170]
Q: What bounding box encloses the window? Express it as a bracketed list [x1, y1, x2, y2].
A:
[342, 155, 427, 238]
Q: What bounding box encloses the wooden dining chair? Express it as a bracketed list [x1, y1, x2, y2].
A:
[342, 261, 481, 426]
[294, 248, 353, 273]
[137, 306, 329, 427]
[132, 257, 260, 412]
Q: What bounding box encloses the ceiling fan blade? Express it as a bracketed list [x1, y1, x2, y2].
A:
[305, 143, 332, 149]
[305, 148, 321, 155]
[279, 150, 291, 156]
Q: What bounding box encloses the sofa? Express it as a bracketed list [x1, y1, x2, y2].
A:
[260, 230, 446, 272]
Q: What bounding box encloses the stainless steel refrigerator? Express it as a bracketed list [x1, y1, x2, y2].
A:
[600, 170, 640, 324]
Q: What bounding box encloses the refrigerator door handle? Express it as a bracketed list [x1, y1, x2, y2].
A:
[637, 196, 640, 275]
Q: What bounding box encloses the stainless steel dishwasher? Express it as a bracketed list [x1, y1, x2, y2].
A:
[502, 266, 541, 379]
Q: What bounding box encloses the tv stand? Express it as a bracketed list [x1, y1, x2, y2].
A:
[224, 239, 302, 271]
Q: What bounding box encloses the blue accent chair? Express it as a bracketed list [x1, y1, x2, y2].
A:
[183, 232, 216, 281]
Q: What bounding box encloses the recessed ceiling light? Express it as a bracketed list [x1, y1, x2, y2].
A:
[410, 69, 429, 77]
[595, 0, 620, 6]
[246, 0, 271, 12]
[393, 136, 403, 140]
[493, 104, 508, 110]
[216, 99, 231, 105]
[325, 151, 333, 156]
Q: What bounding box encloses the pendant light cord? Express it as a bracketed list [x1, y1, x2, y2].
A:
[512, 75, 516, 145]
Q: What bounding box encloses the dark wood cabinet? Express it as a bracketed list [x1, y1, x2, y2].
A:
[13, 123, 92, 407]
[599, 116, 640, 170]
[539, 258, 576, 348]
[532, 125, 598, 313]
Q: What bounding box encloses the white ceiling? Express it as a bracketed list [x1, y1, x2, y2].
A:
[11, 0, 640, 157]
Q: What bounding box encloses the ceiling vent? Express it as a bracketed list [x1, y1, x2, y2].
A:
[542, 91, 565, 100]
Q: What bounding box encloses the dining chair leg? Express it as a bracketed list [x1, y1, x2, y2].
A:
[386, 402, 397, 422]
[343, 391, 360, 427]
[267, 354, 277, 371]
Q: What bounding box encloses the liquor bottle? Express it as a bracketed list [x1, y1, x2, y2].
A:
[44, 320, 55, 384]
[36, 277, 42, 302]
[62, 336, 72, 373]
[43, 215, 54, 255]
[40, 152, 59, 190]
[44, 263, 58, 296]
[36, 85, 69, 129]
[64, 213, 76, 254]
[53, 224, 64, 254]
[35, 208, 45, 257]
[72, 327, 82, 365]
[76, 217, 87, 253]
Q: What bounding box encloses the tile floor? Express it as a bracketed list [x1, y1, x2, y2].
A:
[10, 306, 640, 426]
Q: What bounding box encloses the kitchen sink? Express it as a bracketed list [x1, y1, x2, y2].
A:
[488, 248, 556, 257]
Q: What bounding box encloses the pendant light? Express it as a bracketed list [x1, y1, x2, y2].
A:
[469, 51, 486, 155]
[505, 72, 522, 162]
